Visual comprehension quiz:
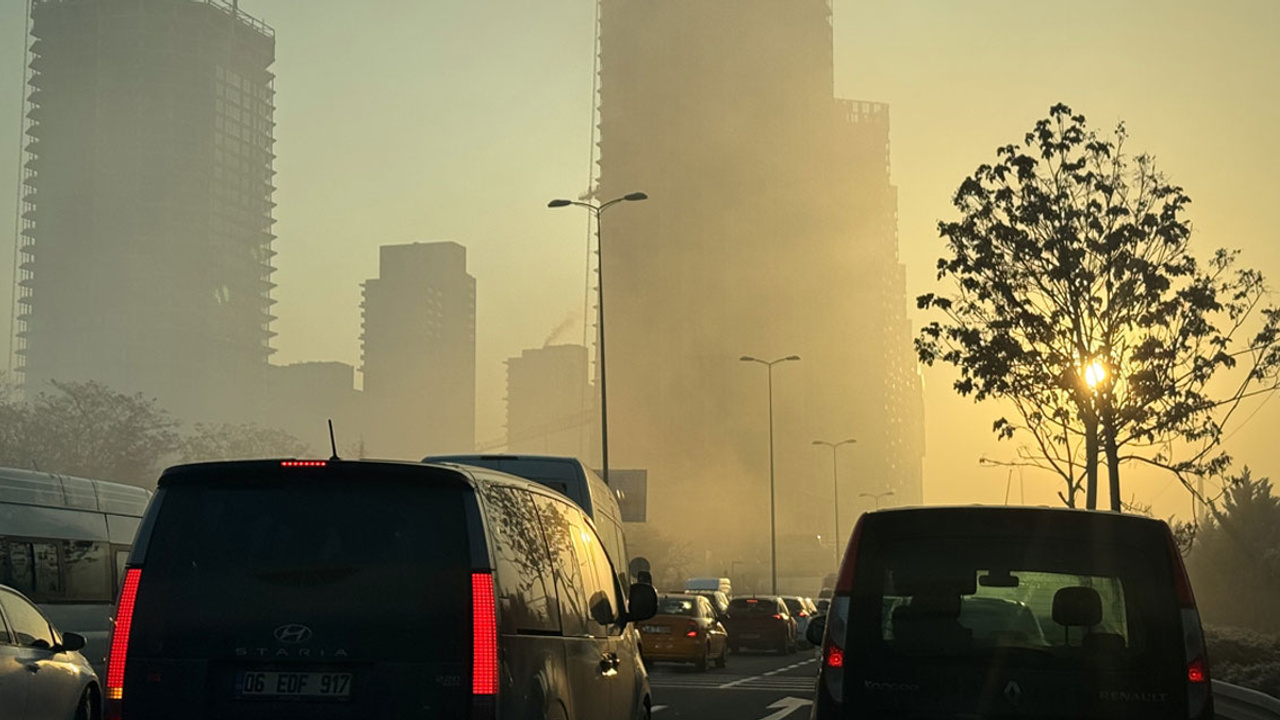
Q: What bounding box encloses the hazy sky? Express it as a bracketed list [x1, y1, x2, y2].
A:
[2, 0, 1277, 519]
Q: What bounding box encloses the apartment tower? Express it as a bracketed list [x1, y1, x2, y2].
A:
[14, 0, 277, 421]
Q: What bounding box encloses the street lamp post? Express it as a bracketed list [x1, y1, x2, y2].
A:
[740, 354, 801, 595]
[812, 437, 856, 563]
[860, 490, 895, 510]
[547, 192, 647, 484]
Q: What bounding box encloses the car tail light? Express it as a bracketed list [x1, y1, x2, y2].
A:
[825, 645, 844, 668]
[685, 621, 699, 638]
[799, 610, 810, 618]
[771, 613, 782, 620]
[1166, 526, 1212, 719]
[105, 567, 142, 719]
[472, 572, 498, 696]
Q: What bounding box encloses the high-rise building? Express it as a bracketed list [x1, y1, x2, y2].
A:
[13, 0, 277, 421]
[505, 344, 595, 458]
[595, 0, 924, 555]
[360, 241, 475, 458]
[265, 361, 363, 455]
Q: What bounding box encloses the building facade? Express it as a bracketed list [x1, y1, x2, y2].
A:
[505, 343, 596, 458]
[14, 0, 277, 422]
[595, 0, 924, 559]
[360, 241, 476, 458]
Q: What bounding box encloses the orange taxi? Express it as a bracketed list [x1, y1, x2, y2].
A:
[637, 593, 729, 671]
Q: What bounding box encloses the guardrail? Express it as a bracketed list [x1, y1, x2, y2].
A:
[1215, 681, 1280, 720]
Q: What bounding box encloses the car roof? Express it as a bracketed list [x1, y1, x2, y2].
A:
[158, 458, 561, 498]
[860, 505, 1170, 536]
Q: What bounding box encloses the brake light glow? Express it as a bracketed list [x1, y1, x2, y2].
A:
[472, 572, 498, 696]
[799, 611, 809, 617]
[746, 599, 758, 603]
[771, 613, 782, 620]
[106, 568, 142, 701]
[1188, 658, 1206, 684]
[281, 460, 327, 468]
[825, 645, 844, 668]
[685, 621, 699, 638]
[835, 516, 866, 594]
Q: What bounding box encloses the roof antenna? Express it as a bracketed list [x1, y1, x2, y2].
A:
[328, 419, 340, 461]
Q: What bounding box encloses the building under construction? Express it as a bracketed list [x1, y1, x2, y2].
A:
[12, 0, 277, 421]
[595, 0, 924, 557]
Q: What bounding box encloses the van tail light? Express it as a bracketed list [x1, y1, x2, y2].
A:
[472, 572, 498, 696]
[471, 571, 498, 720]
[771, 613, 782, 620]
[834, 515, 867, 595]
[1165, 526, 1212, 719]
[105, 567, 143, 719]
[823, 513, 862, 712]
[685, 621, 699, 638]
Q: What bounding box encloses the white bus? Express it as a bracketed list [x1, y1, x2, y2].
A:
[0, 466, 151, 676]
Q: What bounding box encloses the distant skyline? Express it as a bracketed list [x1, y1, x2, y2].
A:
[2, 0, 1277, 519]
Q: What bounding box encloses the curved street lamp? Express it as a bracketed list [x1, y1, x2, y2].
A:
[860, 489, 895, 510]
[740, 354, 801, 595]
[546, 192, 647, 484]
[813, 437, 857, 562]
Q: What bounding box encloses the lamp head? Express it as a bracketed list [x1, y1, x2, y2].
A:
[548, 199, 573, 208]
[623, 192, 648, 202]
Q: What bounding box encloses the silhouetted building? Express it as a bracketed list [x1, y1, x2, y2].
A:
[596, 0, 924, 552]
[13, 0, 277, 421]
[360, 242, 475, 457]
[266, 361, 363, 455]
[505, 344, 595, 458]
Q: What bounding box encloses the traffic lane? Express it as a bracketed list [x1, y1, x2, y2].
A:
[647, 652, 817, 719]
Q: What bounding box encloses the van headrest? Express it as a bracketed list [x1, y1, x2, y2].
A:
[1052, 586, 1102, 627]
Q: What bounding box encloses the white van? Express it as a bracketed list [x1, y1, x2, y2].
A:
[685, 577, 732, 596]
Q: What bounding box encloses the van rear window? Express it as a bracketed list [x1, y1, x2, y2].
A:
[852, 535, 1180, 667]
[133, 476, 471, 662]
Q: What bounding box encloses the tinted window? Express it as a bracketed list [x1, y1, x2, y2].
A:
[480, 484, 559, 634]
[63, 541, 111, 601]
[600, 515, 630, 593]
[782, 597, 803, 615]
[0, 590, 54, 648]
[571, 514, 619, 637]
[533, 494, 589, 637]
[432, 457, 585, 509]
[134, 475, 471, 661]
[851, 535, 1179, 667]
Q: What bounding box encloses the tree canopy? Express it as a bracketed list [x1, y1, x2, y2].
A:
[0, 380, 180, 484]
[179, 422, 313, 463]
[917, 103, 1280, 509]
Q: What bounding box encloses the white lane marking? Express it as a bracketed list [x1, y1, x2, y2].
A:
[715, 657, 816, 688]
[651, 705, 668, 714]
[757, 696, 813, 720]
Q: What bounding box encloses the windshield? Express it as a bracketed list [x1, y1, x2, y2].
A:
[657, 596, 698, 617]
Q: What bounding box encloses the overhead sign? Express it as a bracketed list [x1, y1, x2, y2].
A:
[601, 468, 647, 522]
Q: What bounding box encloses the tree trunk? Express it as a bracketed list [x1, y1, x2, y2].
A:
[1102, 400, 1121, 512]
[1084, 414, 1099, 510]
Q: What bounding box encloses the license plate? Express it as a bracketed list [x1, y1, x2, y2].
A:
[642, 625, 671, 634]
[236, 671, 352, 698]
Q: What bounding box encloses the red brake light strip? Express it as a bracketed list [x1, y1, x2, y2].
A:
[106, 567, 143, 700]
[472, 572, 498, 696]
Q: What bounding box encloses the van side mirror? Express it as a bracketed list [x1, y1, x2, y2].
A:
[625, 582, 658, 623]
[57, 632, 86, 653]
[806, 614, 827, 647]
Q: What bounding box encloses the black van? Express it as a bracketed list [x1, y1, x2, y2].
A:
[807, 507, 1213, 720]
[103, 460, 657, 720]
